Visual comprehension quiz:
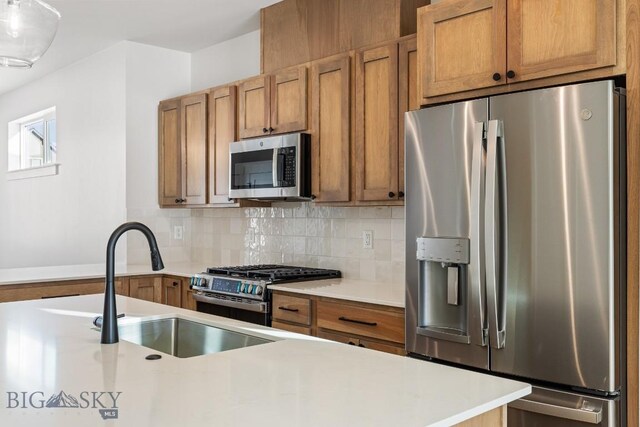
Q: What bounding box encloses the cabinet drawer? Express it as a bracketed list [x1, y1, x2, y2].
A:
[317, 300, 404, 344]
[271, 320, 311, 336]
[358, 338, 405, 356]
[272, 294, 311, 325]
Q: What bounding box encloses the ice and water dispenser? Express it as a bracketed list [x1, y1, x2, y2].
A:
[416, 237, 472, 344]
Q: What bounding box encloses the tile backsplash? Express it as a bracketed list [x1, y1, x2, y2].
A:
[128, 203, 405, 283]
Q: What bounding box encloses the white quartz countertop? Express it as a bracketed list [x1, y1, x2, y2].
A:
[0, 262, 202, 286]
[0, 295, 529, 426]
[269, 278, 405, 308]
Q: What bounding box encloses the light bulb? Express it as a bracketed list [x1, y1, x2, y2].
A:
[6, 0, 21, 38]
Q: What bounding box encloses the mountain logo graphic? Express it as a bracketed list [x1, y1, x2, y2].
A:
[45, 391, 80, 408]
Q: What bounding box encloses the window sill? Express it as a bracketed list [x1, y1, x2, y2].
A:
[7, 163, 60, 181]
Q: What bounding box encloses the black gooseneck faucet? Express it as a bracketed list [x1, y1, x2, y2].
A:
[101, 222, 164, 344]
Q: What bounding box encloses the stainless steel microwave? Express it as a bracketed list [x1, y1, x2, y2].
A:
[228, 133, 311, 200]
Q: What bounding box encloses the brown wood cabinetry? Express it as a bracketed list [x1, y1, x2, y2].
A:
[272, 293, 312, 325]
[355, 43, 400, 203]
[310, 54, 352, 202]
[158, 99, 182, 206]
[398, 36, 418, 198]
[417, 0, 623, 101]
[238, 67, 308, 139]
[181, 285, 197, 311]
[129, 276, 162, 303]
[161, 277, 182, 307]
[158, 93, 207, 207]
[208, 85, 237, 205]
[316, 299, 404, 344]
[0, 280, 106, 303]
[271, 290, 405, 355]
[115, 278, 129, 296]
[260, 0, 428, 73]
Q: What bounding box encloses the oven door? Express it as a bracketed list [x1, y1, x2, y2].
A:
[194, 292, 271, 326]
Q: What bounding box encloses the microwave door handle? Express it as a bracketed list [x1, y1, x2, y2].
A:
[485, 119, 506, 349]
[272, 149, 279, 188]
[470, 121, 487, 347]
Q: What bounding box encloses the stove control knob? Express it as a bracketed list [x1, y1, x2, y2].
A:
[246, 284, 254, 294]
[240, 283, 246, 293]
[254, 286, 263, 295]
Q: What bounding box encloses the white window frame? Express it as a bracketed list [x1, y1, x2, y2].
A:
[7, 107, 58, 180]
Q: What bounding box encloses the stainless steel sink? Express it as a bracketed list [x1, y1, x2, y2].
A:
[117, 317, 271, 358]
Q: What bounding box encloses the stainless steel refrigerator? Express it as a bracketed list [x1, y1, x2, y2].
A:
[405, 80, 626, 426]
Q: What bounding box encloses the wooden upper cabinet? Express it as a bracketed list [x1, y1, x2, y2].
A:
[507, 0, 617, 83]
[208, 85, 237, 204]
[356, 44, 399, 202]
[239, 67, 308, 139]
[158, 99, 182, 207]
[418, 0, 507, 98]
[238, 76, 271, 139]
[398, 36, 418, 200]
[181, 93, 208, 205]
[271, 66, 308, 134]
[311, 55, 352, 202]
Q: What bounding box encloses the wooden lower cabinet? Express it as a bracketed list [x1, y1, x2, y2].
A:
[129, 276, 162, 303]
[272, 320, 312, 335]
[271, 291, 405, 355]
[181, 286, 197, 311]
[0, 279, 106, 303]
[161, 277, 182, 307]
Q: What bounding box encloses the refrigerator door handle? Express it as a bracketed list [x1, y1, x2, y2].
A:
[509, 398, 603, 424]
[485, 119, 506, 349]
[469, 121, 488, 347]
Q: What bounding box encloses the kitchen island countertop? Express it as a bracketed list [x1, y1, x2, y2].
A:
[0, 295, 529, 426]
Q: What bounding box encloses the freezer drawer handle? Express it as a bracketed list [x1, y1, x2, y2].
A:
[509, 398, 603, 424]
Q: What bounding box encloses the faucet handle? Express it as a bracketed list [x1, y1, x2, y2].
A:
[93, 313, 125, 329]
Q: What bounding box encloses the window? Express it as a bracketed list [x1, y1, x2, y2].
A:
[8, 107, 57, 173]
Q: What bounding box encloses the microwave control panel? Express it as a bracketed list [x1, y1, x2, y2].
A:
[276, 147, 296, 187]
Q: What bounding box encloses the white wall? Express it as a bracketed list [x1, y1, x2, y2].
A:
[124, 42, 193, 264]
[0, 44, 128, 268]
[190, 30, 261, 91]
[0, 41, 192, 269]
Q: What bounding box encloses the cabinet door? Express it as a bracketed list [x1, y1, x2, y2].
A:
[270, 66, 308, 134]
[310, 55, 351, 202]
[358, 338, 406, 356]
[181, 93, 207, 205]
[158, 99, 182, 206]
[356, 44, 399, 202]
[181, 286, 197, 311]
[398, 36, 419, 201]
[238, 76, 271, 139]
[129, 277, 161, 303]
[271, 320, 312, 336]
[507, 0, 616, 83]
[161, 278, 182, 307]
[115, 279, 129, 296]
[418, 0, 507, 98]
[208, 85, 237, 204]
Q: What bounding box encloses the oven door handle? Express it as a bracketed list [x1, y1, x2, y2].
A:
[193, 293, 269, 313]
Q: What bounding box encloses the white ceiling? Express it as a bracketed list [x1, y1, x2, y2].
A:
[0, 0, 279, 96]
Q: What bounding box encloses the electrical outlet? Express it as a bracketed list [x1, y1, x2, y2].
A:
[173, 225, 184, 240]
[362, 230, 373, 249]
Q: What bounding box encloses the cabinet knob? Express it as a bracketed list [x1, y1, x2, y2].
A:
[358, 343, 365, 348]
[492, 73, 502, 82]
[310, 194, 317, 200]
[268, 127, 275, 133]
[388, 192, 395, 198]
[398, 191, 404, 198]
[262, 127, 269, 133]
[506, 70, 516, 79]
[175, 198, 180, 203]
[348, 341, 356, 346]
[172, 282, 178, 287]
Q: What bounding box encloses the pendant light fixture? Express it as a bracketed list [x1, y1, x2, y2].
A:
[0, 0, 61, 68]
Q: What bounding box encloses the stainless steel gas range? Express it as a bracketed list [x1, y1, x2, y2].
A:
[189, 265, 341, 326]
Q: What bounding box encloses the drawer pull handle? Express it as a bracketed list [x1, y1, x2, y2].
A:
[338, 316, 377, 327]
[278, 306, 300, 313]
